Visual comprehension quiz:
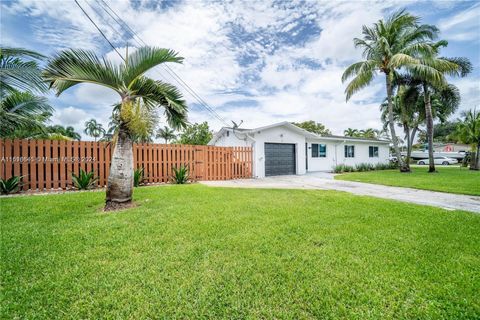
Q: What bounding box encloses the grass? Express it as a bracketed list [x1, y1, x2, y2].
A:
[335, 166, 480, 196]
[1, 185, 479, 319]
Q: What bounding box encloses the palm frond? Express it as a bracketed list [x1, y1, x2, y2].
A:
[43, 49, 123, 96]
[124, 47, 183, 85]
[344, 68, 375, 101]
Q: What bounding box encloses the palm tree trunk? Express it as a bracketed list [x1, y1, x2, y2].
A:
[404, 125, 411, 171]
[386, 75, 408, 172]
[105, 122, 134, 210]
[473, 143, 480, 170]
[423, 83, 435, 173]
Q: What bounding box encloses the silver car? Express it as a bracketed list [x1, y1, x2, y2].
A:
[417, 156, 458, 165]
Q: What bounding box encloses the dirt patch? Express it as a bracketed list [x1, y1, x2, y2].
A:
[103, 201, 137, 212]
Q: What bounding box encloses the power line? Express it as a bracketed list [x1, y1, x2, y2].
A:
[73, 0, 125, 61]
[94, 0, 229, 126]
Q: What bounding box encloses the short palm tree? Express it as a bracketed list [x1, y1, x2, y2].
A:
[344, 128, 359, 137]
[342, 10, 441, 172]
[455, 108, 480, 170]
[359, 128, 377, 139]
[44, 47, 188, 210]
[84, 119, 105, 142]
[156, 126, 176, 143]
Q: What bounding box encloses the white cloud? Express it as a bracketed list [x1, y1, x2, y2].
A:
[438, 3, 480, 42]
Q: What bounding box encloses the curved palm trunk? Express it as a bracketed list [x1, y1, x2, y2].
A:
[386, 75, 409, 172]
[105, 122, 134, 209]
[473, 142, 480, 170]
[423, 83, 435, 173]
[403, 125, 412, 172]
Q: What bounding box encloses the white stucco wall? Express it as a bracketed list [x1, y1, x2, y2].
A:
[211, 125, 390, 177]
[306, 139, 389, 171]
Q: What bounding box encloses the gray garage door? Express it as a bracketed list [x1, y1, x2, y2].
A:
[264, 143, 296, 176]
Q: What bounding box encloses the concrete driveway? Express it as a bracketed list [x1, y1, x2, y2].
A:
[201, 172, 480, 213]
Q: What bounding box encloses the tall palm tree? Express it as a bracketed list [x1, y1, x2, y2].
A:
[44, 47, 188, 210]
[156, 126, 176, 143]
[409, 42, 471, 172]
[84, 119, 105, 142]
[455, 108, 480, 170]
[344, 128, 359, 137]
[342, 10, 441, 172]
[0, 47, 52, 137]
[359, 128, 377, 138]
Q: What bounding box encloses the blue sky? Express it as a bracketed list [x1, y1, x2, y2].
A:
[2, 0, 479, 139]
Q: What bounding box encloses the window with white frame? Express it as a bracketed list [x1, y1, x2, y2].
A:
[311, 143, 327, 158]
[344, 145, 355, 158]
[369, 146, 379, 157]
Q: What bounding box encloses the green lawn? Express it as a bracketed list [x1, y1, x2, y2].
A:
[335, 166, 480, 196]
[1, 185, 479, 319]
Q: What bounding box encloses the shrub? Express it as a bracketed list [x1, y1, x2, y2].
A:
[170, 165, 190, 184]
[333, 164, 354, 173]
[134, 167, 145, 187]
[71, 169, 99, 190]
[0, 176, 23, 194]
[355, 163, 374, 172]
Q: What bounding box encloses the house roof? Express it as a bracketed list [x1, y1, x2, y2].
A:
[208, 122, 391, 145]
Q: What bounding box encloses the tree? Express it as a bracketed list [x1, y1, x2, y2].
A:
[84, 119, 105, 142]
[409, 41, 471, 172]
[455, 108, 480, 170]
[156, 126, 176, 143]
[0, 47, 52, 137]
[344, 128, 359, 137]
[175, 122, 212, 145]
[292, 121, 331, 135]
[359, 128, 378, 139]
[342, 10, 441, 172]
[44, 47, 188, 210]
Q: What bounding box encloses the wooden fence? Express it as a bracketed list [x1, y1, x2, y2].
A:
[0, 139, 252, 192]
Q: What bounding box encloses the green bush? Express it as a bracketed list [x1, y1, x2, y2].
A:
[134, 167, 145, 187]
[71, 169, 99, 190]
[334, 162, 397, 173]
[355, 163, 375, 172]
[0, 176, 23, 194]
[170, 165, 190, 184]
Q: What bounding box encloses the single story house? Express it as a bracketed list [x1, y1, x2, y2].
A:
[208, 122, 390, 178]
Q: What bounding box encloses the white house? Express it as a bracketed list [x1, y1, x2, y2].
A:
[208, 122, 390, 178]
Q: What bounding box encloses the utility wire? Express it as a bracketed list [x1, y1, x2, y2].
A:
[95, 0, 229, 126]
[74, 0, 125, 61]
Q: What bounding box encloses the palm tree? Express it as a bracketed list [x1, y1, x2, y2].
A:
[0, 47, 52, 137]
[359, 128, 377, 138]
[156, 126, 176, 143]
[44, 47, 188, 210]
[344, 128, 359, 137]
[409, 42, 471, 172]
[84, 119, 105, 142]
[342, 10, 441, 172]
[455, 108, 480, 170]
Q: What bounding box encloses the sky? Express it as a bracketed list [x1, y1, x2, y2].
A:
[1, 0, 479, 140]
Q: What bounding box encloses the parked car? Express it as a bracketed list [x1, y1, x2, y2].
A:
[417, 156, 458, 165]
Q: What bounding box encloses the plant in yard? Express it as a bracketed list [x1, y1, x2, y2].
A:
[170, 164, 190, 184]
[175, 122, 212, 145]
[134, 167, 145, 187]
[44, 47, 188, 210]
[342, 10, 441, 172]
[0, 176, 23, 194]
[455, 108, 480, 170]
[156, 126, 176, 143]
[71, 169, 99, 190]
[292, 121, 331, 135]
[84, 119, 105, 142]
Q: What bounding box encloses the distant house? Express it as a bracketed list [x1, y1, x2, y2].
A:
[208, 122, 390, 178]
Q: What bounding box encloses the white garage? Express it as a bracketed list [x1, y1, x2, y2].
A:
[208, 122, 390, 178]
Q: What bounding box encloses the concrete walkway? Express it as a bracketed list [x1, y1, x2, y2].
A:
[201, 173, 480, 213]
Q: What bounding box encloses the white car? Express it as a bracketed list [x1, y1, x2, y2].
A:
[417, 156, 458, 165]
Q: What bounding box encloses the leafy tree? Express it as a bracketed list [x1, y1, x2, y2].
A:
[359, 128, 378, 139]
[292, 121, 331, 135]
[455, 108, 480, 170]
[432, 121, 461, 143]
[84, 119, 105, 142]
[342, 10, 440, 172]
[0, 47, 52, 137]
[156, 126, 176, 143]
[47, 125, 81, 140]
[175, 122, 212, 145]
[44, 47, 188, 210]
